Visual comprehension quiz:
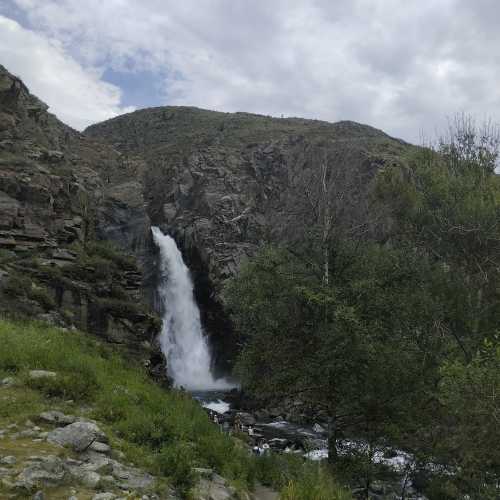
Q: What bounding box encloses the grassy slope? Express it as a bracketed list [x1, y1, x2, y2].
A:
[0, 319, 350, 499]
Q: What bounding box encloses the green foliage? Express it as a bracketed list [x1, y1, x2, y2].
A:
[280, 464, 352, 500]
[85, 240, 136, 270]
[157, 443, 197, 494]
[2, 273, 32, 297]
[437, 338, 500, 497]
[0, 319, 342, 497]
[28, 285, 56, 311]
[227, 119, 500, 494]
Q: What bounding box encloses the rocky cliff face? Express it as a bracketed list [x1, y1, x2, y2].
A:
[0, 65, 161, 374]
[86, 107, 412, 369]
[0, 62, 413, 374]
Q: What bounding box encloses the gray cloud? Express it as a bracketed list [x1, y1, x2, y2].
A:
[2, 0, 500, 141]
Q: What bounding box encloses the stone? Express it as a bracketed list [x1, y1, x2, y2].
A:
[29, 370, 57, 380]
[32, 491, 45, 500]
[15, 455, 65, 490]
[66, 466, 101, 488]
[194, 477, 237, 500]
[92, 494, 116, 500]
[111, 461, 155, 491]
[1, 377, 15, 387]
[89, 441, 111, 454]
[0, 467, 12, 478]
[47, 421, 107, 452]
[38, 410, 77, 426]
[0, 455, 16, 465]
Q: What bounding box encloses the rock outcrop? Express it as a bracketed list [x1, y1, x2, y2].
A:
[0, 64, 160, 371]
[86, 107, 412, 368]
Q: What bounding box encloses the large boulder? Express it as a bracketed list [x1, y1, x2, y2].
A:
[47, 421, 107, 452]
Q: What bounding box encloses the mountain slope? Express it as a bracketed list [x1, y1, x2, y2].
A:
[86, 106, 413, 367]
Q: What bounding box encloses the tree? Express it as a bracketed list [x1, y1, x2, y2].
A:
[437, 338, 500, 497]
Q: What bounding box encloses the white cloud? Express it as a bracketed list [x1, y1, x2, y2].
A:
[0, 15, 133, 130]
[3, 0, 500, 141]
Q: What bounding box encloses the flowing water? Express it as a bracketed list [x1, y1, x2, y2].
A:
[152, 227, 233, 391]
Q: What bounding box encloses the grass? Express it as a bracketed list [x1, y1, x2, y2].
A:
[0, 318, 350, 498]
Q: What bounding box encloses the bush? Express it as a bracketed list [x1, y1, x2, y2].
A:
[28, 286, 56, 311]
[280, 464, 352, 500]
[3, 274, 32, 298]
[157, 442, 197, 494]
[86, 241, 135, 270]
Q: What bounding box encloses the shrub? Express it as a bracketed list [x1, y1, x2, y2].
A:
[3, 274, 32, 298]
[280, 464, 352, 500]
[28, 286, 56, 311]
[157, 442, 197, 494]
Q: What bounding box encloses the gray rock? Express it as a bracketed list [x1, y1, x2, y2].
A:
[89, 441, 111, 454]
[66, 466, 101, 488]
[1, 377, 15, 386]
[0, 467, 12, 478]
[29, 370, 57, 380]
[194, 477, 237, 500]
[15, 455, 65, 490]
[111, 461, 155, 490]
[78, 451, 113, 474]
[47, 421, 107, 452]
[92, 494, 116, 500]
[0, 455, 16, 465]
[32, 491, 44, 500]
[38, 410, 77, 425]
[18, 429, 39, 438]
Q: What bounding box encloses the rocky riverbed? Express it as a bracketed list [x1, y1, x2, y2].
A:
[196, 391, 430, 500]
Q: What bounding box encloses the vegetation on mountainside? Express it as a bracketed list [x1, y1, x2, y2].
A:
[226, 116, 500, 499]
[0, 319, 349, 498]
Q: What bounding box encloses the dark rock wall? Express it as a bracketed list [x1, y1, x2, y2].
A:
[0, 65, 162, 376]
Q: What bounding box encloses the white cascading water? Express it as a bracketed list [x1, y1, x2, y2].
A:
[152, 227, 233, 391]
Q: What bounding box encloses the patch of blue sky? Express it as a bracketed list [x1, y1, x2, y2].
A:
[0, 1, 30, 27]
[102, 66, 165, 110]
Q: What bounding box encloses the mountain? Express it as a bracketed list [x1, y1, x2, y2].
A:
[85, 106, 412, 367]
[0, 64, 162, 377]
[0, 63, 412, 370]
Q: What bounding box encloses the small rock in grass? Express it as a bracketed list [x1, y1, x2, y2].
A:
[38, 411, 76, 426]
[0, 467, 12, 477]
[29, 370, 57, 380]
[92, 493, 116, 500]
[32, 491, 44, 500]
[1, 377, 15, 387]
[0, 456, 17, 465]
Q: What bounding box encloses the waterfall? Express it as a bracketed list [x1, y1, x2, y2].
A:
[152, 227, 233, 391]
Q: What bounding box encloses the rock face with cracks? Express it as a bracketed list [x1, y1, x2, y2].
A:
[0, 64, 161, 374]
[86, 107, 412, 369]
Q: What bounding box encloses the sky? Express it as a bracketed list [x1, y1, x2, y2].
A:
[0, 0, 499, 142]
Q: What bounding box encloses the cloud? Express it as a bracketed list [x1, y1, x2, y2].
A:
[2, 0, 500, 142]
[0, 14, 133, 130]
